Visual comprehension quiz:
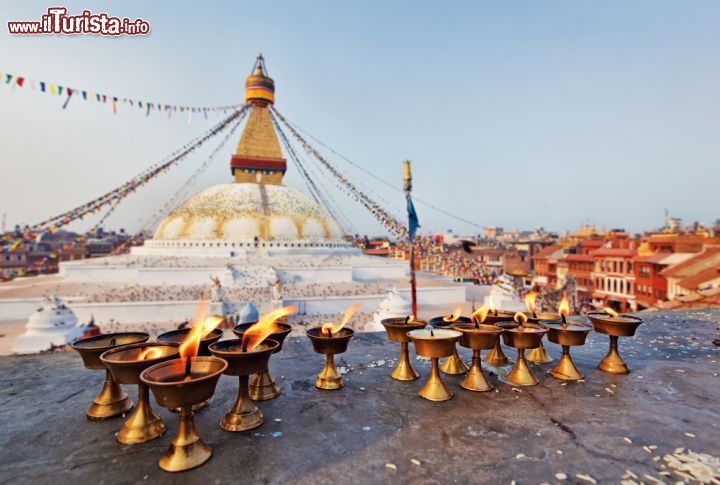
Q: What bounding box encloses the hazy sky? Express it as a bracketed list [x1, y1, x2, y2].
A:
[1, 1, 719, 237]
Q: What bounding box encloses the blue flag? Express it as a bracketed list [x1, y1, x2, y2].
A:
[407, 197, 420, 240]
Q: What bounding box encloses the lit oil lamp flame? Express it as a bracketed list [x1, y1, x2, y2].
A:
[442, 305, 463, 323]
[137, 347, 164, 361]
[603, 307, 619, 318]
[559, 293, 570, 323]
[179, 316, 224, 361]
[488, 297, 498, 316]
[322, 303, 362, 337]
[524, 292, 538, 317]
[514, 311, 528, 329]
[471, 305, 490, 327]
[242, 305, 297, 352]
[177, 299, 224, 378]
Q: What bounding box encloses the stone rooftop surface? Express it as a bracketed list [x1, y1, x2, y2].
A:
[1, 309, 719, 484]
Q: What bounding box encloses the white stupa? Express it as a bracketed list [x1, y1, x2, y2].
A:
[13, 295, 84, 354]
[0, 56, 467, 330]
[370, 288, 412, 331]
[131, 55, 350, 258]
[239, 302, 260, 324]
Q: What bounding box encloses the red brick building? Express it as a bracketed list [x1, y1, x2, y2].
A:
[662, 247, 720, 300]
[590, 247, 637, 312]
[532, 245, 565, 290]
[632, 234, 704, 309]
[562, 254, 595, 301]
[646, 234, 704, 253]
[634, 253, 673, 309]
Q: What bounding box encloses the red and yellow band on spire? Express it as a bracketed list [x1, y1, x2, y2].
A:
[244, 53, 275, 106]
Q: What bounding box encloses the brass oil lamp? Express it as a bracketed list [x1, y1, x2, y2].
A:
[233, 318, 292, 401]
[210, 339, 279, 431]
[501, 312, 548, 386]
[479, 307, 515, 366]
[140, 316, 227, 472]
[100, 342, 179, 444]
[157, 325, 224, 411]
[306, 304, 361, 390]
[211, 306, 294, 431]
[428, 306, 469, 375]
[523, 292, 555, 364]
[451, 306, 503, 392]
[157, 327, 223, 356]
[407, 328, 462, 401]
[587, 308, 643, 374]
[380, 315, 427, 381]
[71, 332, 149, 420]
[543, 294, 591, 381]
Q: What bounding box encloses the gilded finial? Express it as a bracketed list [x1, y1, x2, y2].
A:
[246, 54, 275, 105]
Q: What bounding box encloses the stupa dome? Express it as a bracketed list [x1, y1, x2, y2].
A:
[376, 288, 412, 317]
[135, 55, 353, 256]
[154, 183, 343, 241]
[368, 288, 412, 332]
[13, 296, 83, 354]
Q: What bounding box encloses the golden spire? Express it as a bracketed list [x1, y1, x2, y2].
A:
[232, 55, 286, 185]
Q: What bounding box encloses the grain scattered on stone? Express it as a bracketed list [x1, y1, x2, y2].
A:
[623, 469, 638, 479]
[575, 473, 597, 484]
[642, 473, 664, 484]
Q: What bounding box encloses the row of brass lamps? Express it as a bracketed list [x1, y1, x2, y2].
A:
[70, 296, 642, 469]
[381, 293, 643, 402]
[71, 302, 366, 473]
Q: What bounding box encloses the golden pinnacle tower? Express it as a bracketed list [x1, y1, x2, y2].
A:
[231, 54, 286, 185]
[151, 55, 344, 244]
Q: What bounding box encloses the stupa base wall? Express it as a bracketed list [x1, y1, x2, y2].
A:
[0, 285, 465, 326]
[12, 327, 83, 353]
[131, 239, 358, 258]
[284, 286, 465, 315]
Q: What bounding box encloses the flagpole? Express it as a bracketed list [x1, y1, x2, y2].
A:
[403, 160, 418, 317]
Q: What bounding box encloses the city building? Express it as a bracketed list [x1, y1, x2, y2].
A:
[483, 227, 503, 240]
[661, 247, 720, 301]
[562, 253, 595, 305]
[590, 246, 637, 312]
[631, 234, 703, 309]
[532, 245, 565, 290]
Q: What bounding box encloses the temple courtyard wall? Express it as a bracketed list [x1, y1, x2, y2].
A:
[0, 252, 472, 326]
[0, 285, 466, 325]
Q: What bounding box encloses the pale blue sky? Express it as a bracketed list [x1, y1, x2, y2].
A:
[1, 1, 719, 237]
